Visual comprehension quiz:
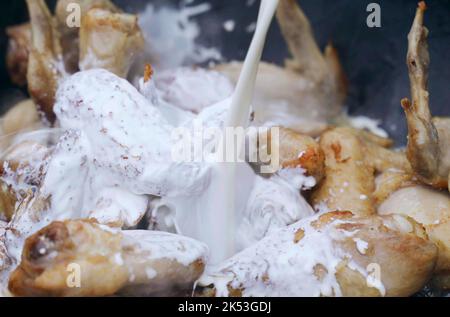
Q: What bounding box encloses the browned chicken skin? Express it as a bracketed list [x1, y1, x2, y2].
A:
[26, 0, 65, 123]
[9, 220, 207, 297]
[401, 2, 450, 189]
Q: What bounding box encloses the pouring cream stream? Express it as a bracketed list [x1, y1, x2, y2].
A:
[210, 0, 280, 263]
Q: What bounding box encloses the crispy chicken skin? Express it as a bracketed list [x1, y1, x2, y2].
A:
[26, 0, 65, 123]
[254, 127, 325, 182]
[311, 128, 376, 216]
[8, 220, 207, 297]
[401, 2, 450, 189]
[200, 212, 437, 297]
[79, 8, 144, 78]
[6, 23, 31, 86]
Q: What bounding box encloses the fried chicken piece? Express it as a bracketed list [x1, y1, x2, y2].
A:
[9, 220, 208, 297]
[55, 0, 120, 72]
[252, 127, 325, 182]
[378, 185, 450, 290]
[311, 128, 375, 216]
[79, 8, 144, 78]
[26, 0, 66, 123]
[6, 23, 31, 86]
[362, 141, 411, 174]
[276, 0, 347, 106]
[199, 212, 437, 297]
[401, 2, 450, 189]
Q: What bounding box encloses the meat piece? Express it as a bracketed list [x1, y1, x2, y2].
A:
[26, 0, 66, 123]
[311, 128, 376, 216]
[401, 2, 450, 189]
[199, 212, 437, 297]
[55, 0, 120, 72]
[8, 220, 208, 297]
[378, 185, 450, 290]
[252, 127, 325, 183]
[79, 8, 144, 78]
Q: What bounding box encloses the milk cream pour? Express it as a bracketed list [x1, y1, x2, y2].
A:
[147, 0, 282, 264]
[210, 0, 280, 263]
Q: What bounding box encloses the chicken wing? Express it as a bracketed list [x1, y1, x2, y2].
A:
[199, 212, 437, 297]
[79, 8, 144, 78]
[26, 0, 66, 123]
[276, 0, 347, 106]
[8, 220, 208, 297]
[401, 2, 450, 189]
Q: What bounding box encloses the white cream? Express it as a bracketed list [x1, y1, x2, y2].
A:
[236, 172, 315, 251]
[155, 67, 234, 114]
[122, 230, 209, 268]
[137, 3, 221, 71]
[354, 238, 369, 255]
[200, 213, 380, 297]
[199, 213, 344, 297]
[348, 116, 389, 138]
[41, 69, 212, 228]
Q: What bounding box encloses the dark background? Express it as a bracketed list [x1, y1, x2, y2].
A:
[0, 0, 449, 144]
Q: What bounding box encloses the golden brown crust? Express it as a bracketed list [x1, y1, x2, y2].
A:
[256, 127, 325, 182]
[9, 220, 128, 297]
